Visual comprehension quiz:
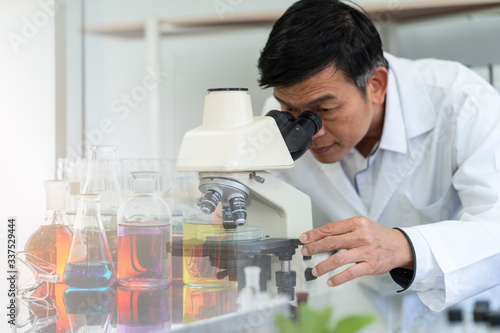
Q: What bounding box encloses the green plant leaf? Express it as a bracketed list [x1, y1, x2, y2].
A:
[275, 313, 300, 333]
[331, 314, 375, 333]
[275, 304, 374, 333]
[276, 304, 334, 333]
[298, 304, 333, 333]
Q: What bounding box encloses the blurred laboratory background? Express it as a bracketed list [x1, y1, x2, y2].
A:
[2, 0, 500, 254]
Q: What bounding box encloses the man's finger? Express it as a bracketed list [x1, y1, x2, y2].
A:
[301, 231, 357, 256]
[312, 248, 364, 277]
[327, 262, 371, 287]
[299, 218, 355, 244]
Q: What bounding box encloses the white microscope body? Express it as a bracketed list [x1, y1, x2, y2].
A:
[176, 88, 314, 238]
[176, 88, 321, 298]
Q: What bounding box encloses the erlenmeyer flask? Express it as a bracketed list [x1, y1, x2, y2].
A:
[117, 171, 172, 289]
[83, 145, 122, 263]
[63, 194, 116, 289]
[25, 180, 74, 283]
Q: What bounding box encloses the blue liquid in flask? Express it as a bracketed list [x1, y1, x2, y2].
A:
[64, 261, 116, 289]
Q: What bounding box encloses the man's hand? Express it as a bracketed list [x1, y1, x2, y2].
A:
[300, 216, 414, 287]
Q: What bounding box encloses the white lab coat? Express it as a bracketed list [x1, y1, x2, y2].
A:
[264, 53, 500, 319]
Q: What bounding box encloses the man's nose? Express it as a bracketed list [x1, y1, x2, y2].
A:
[312, 124, 326, 139]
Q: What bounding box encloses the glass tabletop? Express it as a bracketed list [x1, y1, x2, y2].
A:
[15, 230, 299, 333]
[16, 278, 294, 333]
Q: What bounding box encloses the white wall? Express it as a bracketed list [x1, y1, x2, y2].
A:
[0, 0, 57, 303]
[395, 10, 500, 66]
[0, 0, 57, 241]
[81, 0, 296, 161]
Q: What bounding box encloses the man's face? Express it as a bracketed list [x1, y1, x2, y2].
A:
[273, 66, 385, 163]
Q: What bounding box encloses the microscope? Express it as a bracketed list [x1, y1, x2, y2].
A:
[176, 88, 322, 300]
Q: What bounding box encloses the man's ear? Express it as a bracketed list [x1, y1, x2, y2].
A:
[368, 66, 388, 105]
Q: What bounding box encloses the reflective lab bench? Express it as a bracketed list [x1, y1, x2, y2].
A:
[28, 279, 291, 333]
[23, 237, 497, 333]
[20, 234, 397, 333]
[23, 272, 396, 333]
[22, 234, 294, 333]
[27, 280, 390, 333]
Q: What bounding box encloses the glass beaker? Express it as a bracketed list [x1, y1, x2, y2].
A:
[63, 194, 116, 289]
[117, 171, 172, 289]
[162, 172, 202, 282]
[24, 180, 74, 283]
[83, 145, 122, 263]
[183, 224, 263, 288]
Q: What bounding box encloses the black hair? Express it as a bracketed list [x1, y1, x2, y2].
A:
[258, 0, 388, 95]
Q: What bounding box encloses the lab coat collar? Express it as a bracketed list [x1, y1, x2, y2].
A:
[367, 54, 437, 221]
[385, 53, 436, 140]
[379, 68, 407, 154]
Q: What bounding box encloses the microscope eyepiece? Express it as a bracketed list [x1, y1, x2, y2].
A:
[296, 110, 322, 136]
[266, 110, 322, 161]
[265, 110, 296, 131]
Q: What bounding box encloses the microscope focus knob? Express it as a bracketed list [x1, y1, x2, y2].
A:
[304, 267, 317, 281]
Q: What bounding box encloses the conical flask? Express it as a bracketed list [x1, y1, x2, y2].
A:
[82, 145, 122, 263]
[117, 171, 172, 289]
[63, 194, 116, 289]
[25, 180, 74, 283]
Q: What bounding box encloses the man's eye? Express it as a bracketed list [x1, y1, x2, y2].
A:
[318, 106, 340, 114]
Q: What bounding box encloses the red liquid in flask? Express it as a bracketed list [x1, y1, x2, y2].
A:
[25, 223, 74, 283]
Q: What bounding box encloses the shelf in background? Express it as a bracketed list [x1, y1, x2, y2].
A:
[83, 11, 283, 38]
[365, 0, 500, 22]
[84, 1, 500, 38]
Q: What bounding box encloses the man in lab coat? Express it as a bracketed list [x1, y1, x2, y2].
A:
[258, 0, 500, 327]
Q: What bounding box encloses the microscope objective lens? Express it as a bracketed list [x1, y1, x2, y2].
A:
[228, 194, 247, 225]
[199, 189, 222, 214]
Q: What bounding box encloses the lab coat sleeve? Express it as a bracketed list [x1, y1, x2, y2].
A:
[397, 227, 446, 309]
[402, 91, 500, 311]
